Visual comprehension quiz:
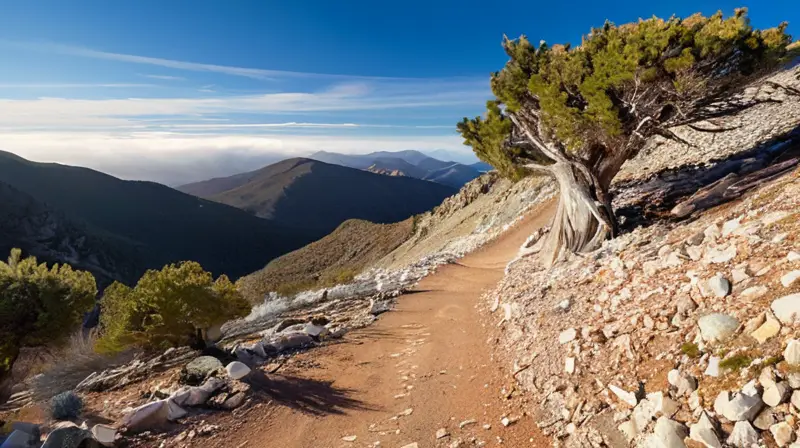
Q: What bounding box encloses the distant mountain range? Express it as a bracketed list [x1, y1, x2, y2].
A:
[177, 157, 456, 241]
[0, 150, 307, 284]
[0, 150, 468, 287]
[309, 150, 492, 188]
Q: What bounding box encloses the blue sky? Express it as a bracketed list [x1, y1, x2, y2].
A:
[0, 0, 796, 184]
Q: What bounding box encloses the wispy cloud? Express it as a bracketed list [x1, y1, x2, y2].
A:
[0, 82, 487, 129]
[0, 83, 157, 88]
[139, 74, 185, 81]
[4, 41, 478, 82]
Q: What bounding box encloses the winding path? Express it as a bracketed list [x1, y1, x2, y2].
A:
[211, 201, 556, 448]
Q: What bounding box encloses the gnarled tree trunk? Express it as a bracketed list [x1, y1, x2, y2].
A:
[539, 160, 615, 266]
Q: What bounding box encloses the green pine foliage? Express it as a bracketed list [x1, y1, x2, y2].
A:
[96, 261, 251, 353]
[0, 249, 97, 374]
[459, 9, 792, 177]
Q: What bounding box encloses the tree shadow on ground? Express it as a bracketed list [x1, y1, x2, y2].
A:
[245, 370, 377, 416]
[613, 126, 800, 233]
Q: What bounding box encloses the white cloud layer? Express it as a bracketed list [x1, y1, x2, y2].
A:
[0, 131, 470, 185]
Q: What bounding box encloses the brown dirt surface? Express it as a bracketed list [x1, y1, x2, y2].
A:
[204, 200, 557, 448]
[238, 218, 414, 302]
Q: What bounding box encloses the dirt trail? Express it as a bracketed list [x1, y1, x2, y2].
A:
[213, 201, 556, 448]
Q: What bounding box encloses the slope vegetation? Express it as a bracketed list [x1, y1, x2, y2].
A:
[237, 218, 414, 302]
[0, 181, 145, 285]
[179, 158, 455, 241]
[0, 151, 306, 281]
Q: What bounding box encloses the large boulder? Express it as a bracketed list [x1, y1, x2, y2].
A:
[180, 356, 223, 386]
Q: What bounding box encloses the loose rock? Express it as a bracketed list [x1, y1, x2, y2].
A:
[697, 313, 740, 343]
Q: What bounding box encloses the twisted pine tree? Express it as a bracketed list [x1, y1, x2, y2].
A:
[458, 9, 792, 265]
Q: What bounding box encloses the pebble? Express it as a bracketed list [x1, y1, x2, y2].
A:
[436, 428, 449, 439]
[559, 328, 577, 344]
[565, 357, 575, 374]
[342, 435, 357, 442]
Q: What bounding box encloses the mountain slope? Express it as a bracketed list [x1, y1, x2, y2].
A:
[184, 158, 455, 241]
[0, 181, 145, 285]
[237, 218, 414, 302]
[0, 151, 306, 280]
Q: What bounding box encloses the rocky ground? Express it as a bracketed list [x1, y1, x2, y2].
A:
[2, 59, 798, 448]
[487, 64, 800, 447]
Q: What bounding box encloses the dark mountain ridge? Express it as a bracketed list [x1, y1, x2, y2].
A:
[0, 150, 307, 281]
[179, 158, 456, 242]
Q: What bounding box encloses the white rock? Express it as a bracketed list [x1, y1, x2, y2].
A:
[788, 252, 800, 262]
[770, 421, 795, 447]
[726, 421, 759, 448]
[609, 385, 638, 407]
[791, 391, 800, 411]
[559, 328, 577, 344]
[722, 392, 764, 422]
[121, 399, 186, 431]
[713, 391, 730, 415]
[686, 246, 703, 261]
[400, 444, 419, 448]
[704, 357, 721, 377]
[632, 399, 657, 432]
[698, 313, 740, 343]
[688, 391, 701, 411]
[436, 428, 449, 439]
[668, 369, 698, 397]
[705, 245, 737, 264]
[646, 417, 688, 448]
[722, 218, 742, 236]
[753, 408, 776, 430]
[91, 424, 116, 446]
[225, 361, 251, 380]
[304, 323, 328, 338]
[784, 340, 800, 366]
[789, 372, 800, 389]
[706, 275, 731, 297]
[647, 392, 679, 417]
[781, 270, 800, 287]
[618, 420, 637, 442]
[342, 435, 357, 442]
[565, 357, 575, 374]
[731, 268, 750, 284]
[704, 224, 721, 240]
[689, 413, 721, 448]
[750, 311, 781, 344]
[763, 382, 790, 407]
[741, 285, 768, 299]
